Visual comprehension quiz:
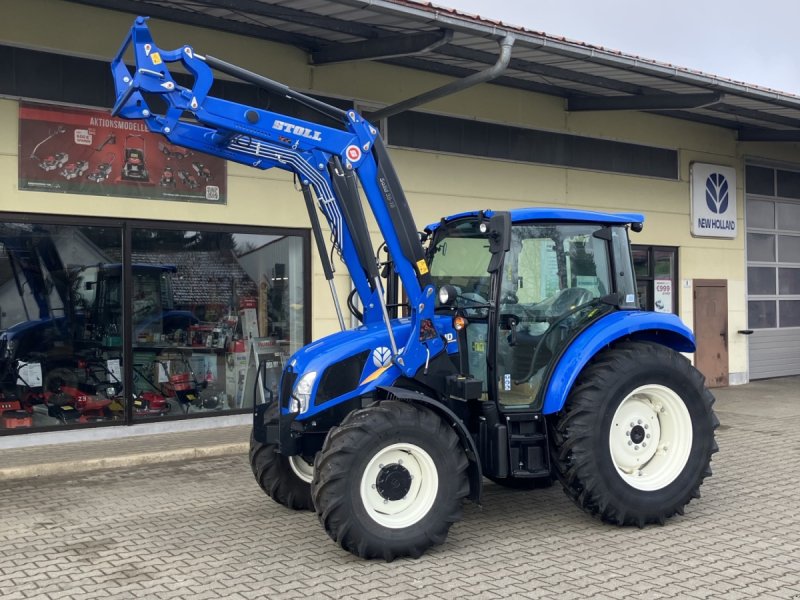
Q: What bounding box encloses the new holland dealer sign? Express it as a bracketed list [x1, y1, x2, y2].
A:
[690, 162, 737, 239]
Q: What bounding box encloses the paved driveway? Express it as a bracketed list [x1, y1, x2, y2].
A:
[1, 388, 799, 599]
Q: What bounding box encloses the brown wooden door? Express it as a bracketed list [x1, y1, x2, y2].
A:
[693, 279, 729, 387]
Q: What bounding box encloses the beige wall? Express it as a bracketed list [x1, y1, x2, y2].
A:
[6, 0, 800, 381]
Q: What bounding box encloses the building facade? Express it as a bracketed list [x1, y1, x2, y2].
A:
[2, 0, 799, 443]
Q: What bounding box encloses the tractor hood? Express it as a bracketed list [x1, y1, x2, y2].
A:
[284, 318, 413, 419]
[283, 315, 457, 420]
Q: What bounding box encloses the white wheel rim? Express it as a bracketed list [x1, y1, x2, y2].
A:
[359, 443, 438, 529]
[288, 455, 314, 484]
[609, 384, 693, 491]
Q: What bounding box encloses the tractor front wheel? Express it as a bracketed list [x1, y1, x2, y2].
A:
[249, 405, 314, 511]
[551, 341, 719, 526]
[311, 400, 469, 561]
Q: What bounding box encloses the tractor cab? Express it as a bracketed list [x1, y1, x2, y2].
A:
[428, 208, 642, 412]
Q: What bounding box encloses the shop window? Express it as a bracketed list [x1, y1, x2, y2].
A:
[129, 226, 307, 420]
[632, 246, 678, 314]
[0, 217, 308, 435]
[0, 222, 124, 431]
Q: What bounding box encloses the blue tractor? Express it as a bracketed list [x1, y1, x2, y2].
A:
[111, 18, 718, 561]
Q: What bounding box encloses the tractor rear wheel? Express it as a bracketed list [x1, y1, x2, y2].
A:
[551, 341, 718, 526]
[311, 400, 469, 561]
[249, 405, 314, 511]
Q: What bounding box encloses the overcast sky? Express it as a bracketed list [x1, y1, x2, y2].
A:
[438, 0, 800, 95]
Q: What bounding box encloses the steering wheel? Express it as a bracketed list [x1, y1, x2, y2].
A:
[460, 291, 489, 317]
[461, 291, 487, 304]
[549, 287, 594, 316]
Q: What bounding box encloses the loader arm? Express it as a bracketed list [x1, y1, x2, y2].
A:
[110, 17, 442, 376]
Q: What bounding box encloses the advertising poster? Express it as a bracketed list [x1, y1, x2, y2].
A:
[18, 103, 226, 203]
[654, 278, 673, 313]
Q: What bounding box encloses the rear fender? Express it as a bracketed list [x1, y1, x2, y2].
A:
[541, 311, 695, 415]
[378, 385, 482, 504]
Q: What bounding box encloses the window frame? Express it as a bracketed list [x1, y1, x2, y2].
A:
[631, 245, 679, 315]
[745, 193, 800, 330]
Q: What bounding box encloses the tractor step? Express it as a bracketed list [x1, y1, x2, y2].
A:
[478, 408, 551, 478]
[505, 412, 550, 477]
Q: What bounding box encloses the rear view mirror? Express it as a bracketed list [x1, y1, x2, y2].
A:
[487, 212, 511, 273]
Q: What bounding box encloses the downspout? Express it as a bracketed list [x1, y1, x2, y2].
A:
[370, 35, 515, 120]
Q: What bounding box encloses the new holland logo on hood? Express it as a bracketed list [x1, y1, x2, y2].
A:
[360, 346, 393, 385]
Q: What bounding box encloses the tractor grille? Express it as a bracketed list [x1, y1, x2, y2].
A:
[279, 369, 297, 410]
[315, 351, 370, 405]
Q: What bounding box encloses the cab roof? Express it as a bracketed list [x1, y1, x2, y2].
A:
[426, 208, 645, 232]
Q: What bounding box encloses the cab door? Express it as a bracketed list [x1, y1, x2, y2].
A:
[493, 223, 614, 410]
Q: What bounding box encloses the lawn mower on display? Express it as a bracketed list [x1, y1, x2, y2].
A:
[191, 161, 212, 181]
[176, 169, 198, 189]
[120, 134, 149, 181]
[0, 397, 33, 429]
[160, 166, 175, 187]
[59, 160, 89, 180]
[38, 152, 69, 173]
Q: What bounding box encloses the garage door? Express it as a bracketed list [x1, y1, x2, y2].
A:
[745, 165, 800, 379]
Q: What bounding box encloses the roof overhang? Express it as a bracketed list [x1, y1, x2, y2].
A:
[66, 0, 800, 141]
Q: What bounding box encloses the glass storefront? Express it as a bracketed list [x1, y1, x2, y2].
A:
[0, 216, 308, 433]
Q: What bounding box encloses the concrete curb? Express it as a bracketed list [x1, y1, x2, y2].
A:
[0, 442, 249, 482]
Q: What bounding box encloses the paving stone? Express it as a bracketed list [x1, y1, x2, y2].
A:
[1, 379, 800, 599]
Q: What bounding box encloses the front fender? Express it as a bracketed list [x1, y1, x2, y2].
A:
[541, 311, 695, 414]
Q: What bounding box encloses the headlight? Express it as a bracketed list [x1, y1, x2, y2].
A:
[438, 284, 457, 306]
[289, 371, 317, 414]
